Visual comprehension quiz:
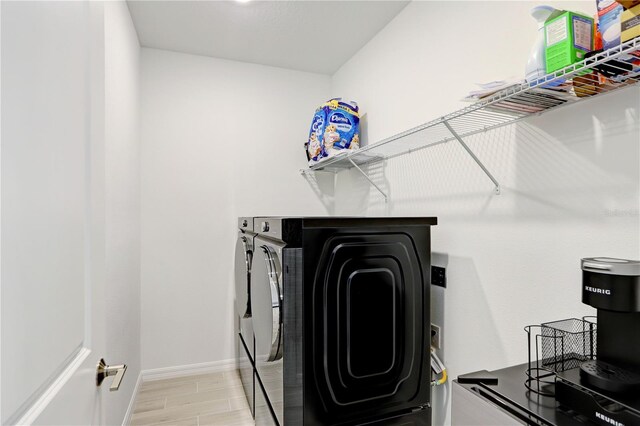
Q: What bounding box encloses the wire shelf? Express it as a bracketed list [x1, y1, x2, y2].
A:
[302, 37, 640, 178]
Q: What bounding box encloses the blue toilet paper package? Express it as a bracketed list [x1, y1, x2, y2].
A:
[306, 98, 360, 165]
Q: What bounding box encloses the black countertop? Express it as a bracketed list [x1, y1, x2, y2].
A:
[455, 363, 588, 426]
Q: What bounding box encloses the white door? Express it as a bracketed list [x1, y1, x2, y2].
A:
[2, 2, 120, 424]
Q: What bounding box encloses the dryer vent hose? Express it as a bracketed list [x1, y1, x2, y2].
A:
[430, 348, 447, 386]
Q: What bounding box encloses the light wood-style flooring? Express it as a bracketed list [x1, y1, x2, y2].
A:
[129, 371, 254, 426]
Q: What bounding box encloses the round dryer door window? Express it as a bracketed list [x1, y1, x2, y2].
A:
[251, 244, 283, 363]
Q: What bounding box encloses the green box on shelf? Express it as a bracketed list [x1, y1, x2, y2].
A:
[544, 11, 594, 73]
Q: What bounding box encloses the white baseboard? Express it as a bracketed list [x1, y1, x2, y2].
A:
[141, 359, 236, 382]
[121, 371, 143, 426]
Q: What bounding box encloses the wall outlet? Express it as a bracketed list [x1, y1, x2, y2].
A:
[431, 324, 442, 350]
[431, 266, 446, 288]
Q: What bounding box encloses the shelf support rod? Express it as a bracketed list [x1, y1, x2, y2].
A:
[347, 158, 388, 202]
[443, 120, 501, 195]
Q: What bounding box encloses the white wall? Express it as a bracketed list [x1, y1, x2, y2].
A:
[104, 2, 141, 424]
[329, 1, 639, 424]
[140, 48, 331, 370]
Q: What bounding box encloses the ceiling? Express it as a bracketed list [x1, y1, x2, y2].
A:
[126, 1, 409, 75]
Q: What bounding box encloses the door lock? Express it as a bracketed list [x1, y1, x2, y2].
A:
[96, 358, 127, 391]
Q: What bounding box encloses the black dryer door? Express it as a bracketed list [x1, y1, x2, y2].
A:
[308, 232, 430, 424]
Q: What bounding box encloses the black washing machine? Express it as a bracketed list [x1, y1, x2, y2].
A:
[250, 217, 437, 426]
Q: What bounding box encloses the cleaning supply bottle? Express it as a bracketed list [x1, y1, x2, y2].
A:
[525, 5, 558, 85]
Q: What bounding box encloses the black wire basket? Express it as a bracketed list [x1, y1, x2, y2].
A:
[525, 317, 597, 396]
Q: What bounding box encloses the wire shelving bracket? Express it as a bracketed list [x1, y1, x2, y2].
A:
[347, 158, 388, 202]
[442, 120, 501, 195]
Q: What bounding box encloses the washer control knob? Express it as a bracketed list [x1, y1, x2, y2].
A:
[242, 219, 248, 228]
[261, 222, 270, 232]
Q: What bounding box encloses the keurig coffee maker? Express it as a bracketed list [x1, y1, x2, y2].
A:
[555, 257, 640, 425]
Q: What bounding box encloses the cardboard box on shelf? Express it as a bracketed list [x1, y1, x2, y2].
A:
[621, 4, 640, 41]
[545, 11, 594, 73]
[618, 1, 640, 9]
[597, 0, 625, 49]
